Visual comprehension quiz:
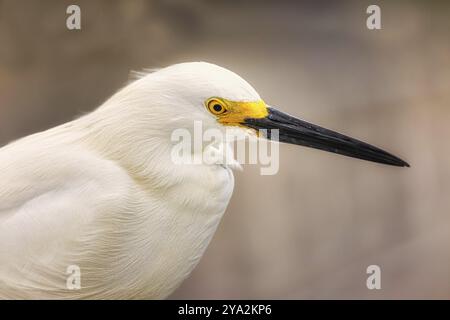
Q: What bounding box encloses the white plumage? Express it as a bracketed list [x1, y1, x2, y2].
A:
[0, 61, 408, 299]
[0, 62, 259, 299]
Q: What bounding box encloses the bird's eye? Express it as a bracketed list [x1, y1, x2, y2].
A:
[206, 99, 227, 115]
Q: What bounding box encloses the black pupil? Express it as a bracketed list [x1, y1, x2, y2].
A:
[213, 104, 223, 112]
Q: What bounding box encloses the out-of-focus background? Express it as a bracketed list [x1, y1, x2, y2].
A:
[1, 0, 449, 299]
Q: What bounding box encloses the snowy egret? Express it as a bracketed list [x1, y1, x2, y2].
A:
[0, 62, 408, 299]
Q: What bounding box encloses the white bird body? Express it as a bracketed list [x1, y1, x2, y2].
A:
[0, 131, 233, 299]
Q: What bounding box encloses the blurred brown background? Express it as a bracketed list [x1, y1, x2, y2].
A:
[1, 0, 449, 299]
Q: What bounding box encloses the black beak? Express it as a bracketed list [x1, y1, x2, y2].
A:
[243, 107, 409, 167]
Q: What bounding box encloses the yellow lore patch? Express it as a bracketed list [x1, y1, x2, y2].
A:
[205, 97, 268, 126]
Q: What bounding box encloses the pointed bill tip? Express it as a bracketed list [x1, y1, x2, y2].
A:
[400, 160, 410, 168]
[386, 157, 410, 168]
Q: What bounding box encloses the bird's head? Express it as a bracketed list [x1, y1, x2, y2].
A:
[117, 62, 408, 167]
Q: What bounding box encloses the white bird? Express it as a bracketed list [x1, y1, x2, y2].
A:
[0, 62, 408, 299]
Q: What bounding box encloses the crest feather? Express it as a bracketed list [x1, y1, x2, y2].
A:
[128, 68, 161, 84]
